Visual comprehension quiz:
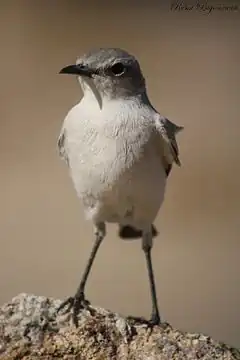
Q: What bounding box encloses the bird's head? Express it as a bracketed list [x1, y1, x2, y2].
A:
[59, 48, 146, 104]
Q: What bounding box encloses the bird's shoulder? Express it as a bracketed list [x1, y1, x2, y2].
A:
[153, 113, 184, 177]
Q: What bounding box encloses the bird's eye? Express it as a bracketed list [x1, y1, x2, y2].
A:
[110, 63, 126, 76]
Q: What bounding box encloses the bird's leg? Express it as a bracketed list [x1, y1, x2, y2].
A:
[126, 227, 161, 327]
[142, 228, 161, 325]
[57, 222, 105, 326]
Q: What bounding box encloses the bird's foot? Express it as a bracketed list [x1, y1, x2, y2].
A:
[148, 312, 161, 326]
[126, 313, 161, 329]
[57, 292, 94, 327]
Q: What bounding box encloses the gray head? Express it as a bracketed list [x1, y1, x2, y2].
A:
[59, 48, 146, 100]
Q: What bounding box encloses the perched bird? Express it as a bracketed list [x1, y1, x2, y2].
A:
[57, 48, 183, 327]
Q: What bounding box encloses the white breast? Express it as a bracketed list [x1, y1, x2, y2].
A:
[62, 96, 166, 226]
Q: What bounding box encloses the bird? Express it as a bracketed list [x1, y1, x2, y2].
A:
[57, 47, 183, 327]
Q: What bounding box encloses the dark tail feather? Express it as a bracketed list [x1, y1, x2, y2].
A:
[118, 224, 158, 239]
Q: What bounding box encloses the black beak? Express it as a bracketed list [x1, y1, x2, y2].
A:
[59, 64, 93, 77]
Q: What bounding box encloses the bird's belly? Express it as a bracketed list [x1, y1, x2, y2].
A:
[68, 140, 166, 225]
[64, 104, 166, 225]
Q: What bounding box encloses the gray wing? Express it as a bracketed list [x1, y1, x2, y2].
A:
[57, 128, 69, 165]
[155, 115, 183, 177]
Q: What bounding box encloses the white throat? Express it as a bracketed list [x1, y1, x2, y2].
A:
[78, 76, 103, 109]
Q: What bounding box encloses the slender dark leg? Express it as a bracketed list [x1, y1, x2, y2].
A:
[126, 228, 161, 327]
[57, 222, 105, 327]
[142, 229, 161, 325]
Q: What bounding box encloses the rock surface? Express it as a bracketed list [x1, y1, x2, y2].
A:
[0, 293, 239, 359]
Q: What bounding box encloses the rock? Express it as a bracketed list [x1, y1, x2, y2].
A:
[0, 293, 239, 359]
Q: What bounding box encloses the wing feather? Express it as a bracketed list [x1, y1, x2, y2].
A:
[57, 128, 69, 165]
[155, 115, 183, 176]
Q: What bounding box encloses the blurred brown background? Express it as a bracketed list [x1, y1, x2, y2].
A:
[0, 0, 239, 348]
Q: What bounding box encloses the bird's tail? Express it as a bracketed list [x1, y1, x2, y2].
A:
[118, 224, 158, 239]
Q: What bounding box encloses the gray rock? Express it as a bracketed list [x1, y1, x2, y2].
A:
[0, 293, 239, 359]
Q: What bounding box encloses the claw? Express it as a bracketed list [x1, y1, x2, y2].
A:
[126, 314, 160, 329]
[126, 315, 149, 326]
[57, 293, 94, 327]
[57, 296, 75, 314]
